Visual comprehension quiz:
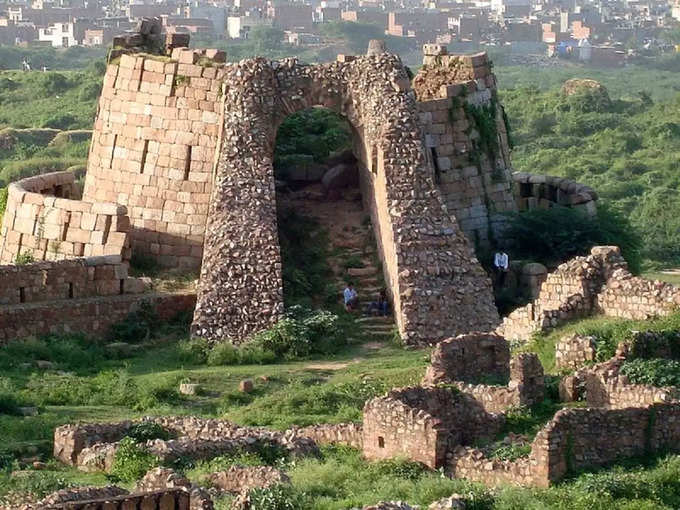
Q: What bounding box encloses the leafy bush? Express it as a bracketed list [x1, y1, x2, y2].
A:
[109, 301, 160, 343]
[126, 422, 170, 443]
[109, 437, 159, 482]
[177, 337, 210, 364]
[0, 186, 7, 224]
[15, 250, 35, 265]
[251, 307, 347, 360]
[505, 204, 641, 272]
[488, 443, 531, 461]
[244, 484, 306, 510]
[620, 359, 680, 388]
[40, 113, 77, 130]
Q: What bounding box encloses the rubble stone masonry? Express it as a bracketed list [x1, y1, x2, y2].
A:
[498, 246, 680, 341]
[362, 386, 504, 468]
[191, 51, 499, 344]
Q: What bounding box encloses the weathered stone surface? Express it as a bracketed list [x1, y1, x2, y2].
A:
[321, 163, 359, 191]
[498, 246, 680, 342]
[208, 465, 289, 494]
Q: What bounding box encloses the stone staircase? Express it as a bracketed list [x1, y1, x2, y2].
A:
[279, 184, 396, 340]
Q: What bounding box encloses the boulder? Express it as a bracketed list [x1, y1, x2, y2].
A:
[322, 163, 359, 191]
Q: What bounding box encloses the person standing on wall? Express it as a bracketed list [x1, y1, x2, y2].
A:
[494, 250, 509, 287]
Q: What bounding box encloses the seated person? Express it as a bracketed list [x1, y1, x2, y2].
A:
[367, 288, 389, 316]
[343, 283, 359, 311]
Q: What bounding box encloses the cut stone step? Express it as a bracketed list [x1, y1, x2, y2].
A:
[347, 267, 378, 277]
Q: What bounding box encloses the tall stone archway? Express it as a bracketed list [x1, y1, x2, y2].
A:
[191, 54, 499, 345]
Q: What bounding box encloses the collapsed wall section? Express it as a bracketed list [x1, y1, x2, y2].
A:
[498, 245, 680, 341]
[0, 171, 130, 264]
[414, 48, 516, 247]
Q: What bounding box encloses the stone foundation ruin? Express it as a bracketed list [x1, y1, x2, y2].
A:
[498, 245, 680, 342]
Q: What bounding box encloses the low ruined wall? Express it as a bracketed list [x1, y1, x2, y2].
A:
[415, 48, 516, 247]
[37, 489, 189, 510]
[363, 391, 446, 469]
[0, 255, 142, 305]
[362, 386, 503, 468]
[498, 246, 680, 342]
[55, 416, 319, 473]
[512, 172, 597, 216]
[539, 405, 680, 482]
[555, 334, 596, 371]
[423, 333, 510, 385]
[0, 292, 195, 345]
[585, 373, 680, 408]
[450, 403, 680, 486]
[295, 423, 363, 449]
[597, 268, 680, 319]
[0, 172, 130, 264]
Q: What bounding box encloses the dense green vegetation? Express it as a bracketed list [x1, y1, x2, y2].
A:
[274, 108, 351, 179]
[502, 74, 680, 267]
[0, 45, 107, 71]
[504, 204, 642, 272]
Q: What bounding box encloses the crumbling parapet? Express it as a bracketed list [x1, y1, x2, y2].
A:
[0, 171, 131, 264]
[414, 48, 516, 247]
[513, 172, 598, 217]
[498, 245, 680, 342]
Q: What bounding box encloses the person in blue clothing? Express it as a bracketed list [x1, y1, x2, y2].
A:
[343, 283, 358, 311]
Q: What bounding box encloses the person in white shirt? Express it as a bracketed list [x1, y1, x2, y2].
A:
[343, 283, 358, 311]
[493, 251, 509, 287]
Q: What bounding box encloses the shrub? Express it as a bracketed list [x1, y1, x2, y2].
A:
[244, 484, 306, 510]
[177, 337, 210, 364]
[0, 186, 7, 224]
[15, 250, 35, 265]
[207, 342, 240, 366]
[620, 359, 680, 388]
[488, 443, 531, 461]
[505, 204, 642, 272]
[109, 437, 159, 482]
[40, 113, 78, 130]
[126, 422, 170, 443]
[109, 301, 160, 343]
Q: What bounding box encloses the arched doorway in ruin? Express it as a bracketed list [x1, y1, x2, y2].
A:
[272, 106, 393, 329]
[191, 56, 499, 345]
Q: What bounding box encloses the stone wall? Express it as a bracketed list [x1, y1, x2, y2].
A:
[0, 255, 142, 305]
[422, 334, 544, 413]
[35, 489, 189, 509]
[54, 416, 320, 472]
[294, 422, 363, 449]
[414, 47, 516, 246]
[498, 245, 680, 341]
[449, 403, 680, 487]
[423, 333, 510, 385]
[82, 51, 225, 269]
[362, 386, 503, 469]
[0, 292, 194, 345]
[512, 172, 597, 216]
[0, 171, 130, 264]
[555, 334, 596, 371]
[192, 51, 499, 345]
[450, 353, 544, 414]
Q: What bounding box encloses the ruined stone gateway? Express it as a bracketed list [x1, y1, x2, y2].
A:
[0, 33, 601, 346]
[191, 52, 501, 344]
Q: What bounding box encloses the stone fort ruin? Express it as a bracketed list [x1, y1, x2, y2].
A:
[0, 24, 626, 348]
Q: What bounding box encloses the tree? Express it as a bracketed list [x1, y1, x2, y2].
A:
[248, 26, 285, 54]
